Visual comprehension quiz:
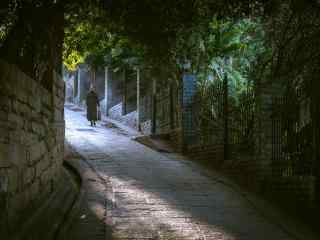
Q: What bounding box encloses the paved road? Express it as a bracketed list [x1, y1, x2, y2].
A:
[64, 105, 311, 240]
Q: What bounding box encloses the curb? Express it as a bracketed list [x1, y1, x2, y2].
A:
[55, 151, 87, 240]
[11, 167, 79, 240]
[57, 142, 113, 240]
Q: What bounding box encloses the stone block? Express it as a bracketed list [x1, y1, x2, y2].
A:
[29, 179, 40, 202]
[5, 66, 19, 92]
[53, 95, 62, 106]
[31, 121, 41, 134]
[0, 143, 12, 168]
[27, 78, 37, 97]
[7, 190, 30, 220]
[7, 112, 21, 130]
[16, 89, 28, 105]
[7, 168, 19, 193]
[40, 167, 53, 187]
[0, 109, 8, 121]
[38, 126, 46, 138]
[28, 91, 41, 113]
[42, 117, 49, 128]
[0, 120, 10, 132]
[36, 155, 51, 175]
[12, 144, 28, 167]
[23, 167, 36, 187]
[28, 141, 46, 165]
[0, 125, 10, 144]
[0, 59, 11, 83]
[0, 173, 9, 193]
[54, 108, 63, 121]
[11, 99, 20, 114]
[45, 133, 55, 148]
[18, 102, 30, 118]
[51, 162, 62, 180]
[28, 109, 37, 121]
[54, 72, 64, 87]
[20, 131, 36, 147]
[51, 145, 59, 157]
[0, 95, 10, 112]
[41, 107, 51, 119]
[41, 92, 51, 107]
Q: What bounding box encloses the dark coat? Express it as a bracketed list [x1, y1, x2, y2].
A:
[86, 91, 99, 121]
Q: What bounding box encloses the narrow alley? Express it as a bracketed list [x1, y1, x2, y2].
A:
[62, 104, 315, 240]
[1, 2, 320, 240]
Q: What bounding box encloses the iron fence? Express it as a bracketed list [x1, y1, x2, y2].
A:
[271, 90, 314, 177]
[191, 79, 255, 160]
[189, 77, 318, 204]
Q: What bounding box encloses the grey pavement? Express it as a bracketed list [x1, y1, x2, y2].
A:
[64, 105, 317, 240]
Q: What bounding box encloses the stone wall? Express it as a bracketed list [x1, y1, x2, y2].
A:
[169, 128, 183, 152]
[108, 103, 138, 129]
[0, 60, 65, 236]
[140, 120, 152, 135]
[187, 144, 224, 165]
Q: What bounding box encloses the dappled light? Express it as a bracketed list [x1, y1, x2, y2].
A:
[63, 105, 303, 239]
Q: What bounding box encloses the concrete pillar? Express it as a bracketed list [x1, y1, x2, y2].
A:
[91, 67, 96, 89]
[182, 73, 196, 148]
[254, 80, 283, 188]
[169, 80, 174, 130]
[104, 66, 109, 116]
[136, 68, 141, 131]
[72, 73, 77, 100]
[77, 68, 81, 103]
[151, 78, 157, 134]
[122, 69, 127, 115]
[223, 74, 229, 161]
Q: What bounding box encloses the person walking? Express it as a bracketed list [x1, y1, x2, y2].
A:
[86, 87, 100, 126]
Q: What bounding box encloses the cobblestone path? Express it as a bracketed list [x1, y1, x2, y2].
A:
[64, 106, 312, 240]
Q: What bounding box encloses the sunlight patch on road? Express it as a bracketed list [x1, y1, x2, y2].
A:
[89, 174, 237, 240]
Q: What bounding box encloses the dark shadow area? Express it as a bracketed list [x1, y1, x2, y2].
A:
[69, 138, 314, 239]
[186, 154, 320, 238]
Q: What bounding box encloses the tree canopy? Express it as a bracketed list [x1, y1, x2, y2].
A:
[61, 0, 267, 78]
[1, 0, 320, 89]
